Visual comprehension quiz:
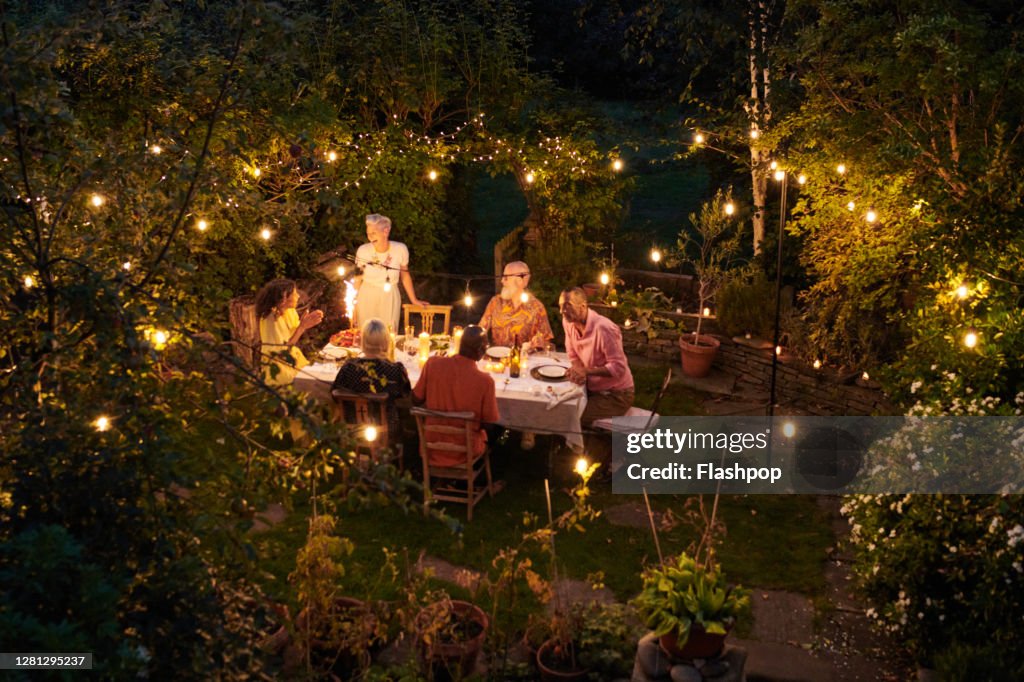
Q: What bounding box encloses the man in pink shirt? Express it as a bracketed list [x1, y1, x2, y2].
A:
[559, 287, 635, 427]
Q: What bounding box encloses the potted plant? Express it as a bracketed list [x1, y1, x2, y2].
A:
[633, 552, 750, 660]
[669, 188, 743, 377]
[533, 601, 642, 681]
[415, 591, 489, 680]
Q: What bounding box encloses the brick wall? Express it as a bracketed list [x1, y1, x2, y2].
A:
[621, 326, 894, 416]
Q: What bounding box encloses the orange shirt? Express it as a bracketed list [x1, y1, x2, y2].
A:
[412, 355, 499, 466]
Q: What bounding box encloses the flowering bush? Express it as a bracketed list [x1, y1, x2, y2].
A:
[843, 493, 1024, 669]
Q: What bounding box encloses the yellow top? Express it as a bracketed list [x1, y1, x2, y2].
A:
[260, 308, 308, 386]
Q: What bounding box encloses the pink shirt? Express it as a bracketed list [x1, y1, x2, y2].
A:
[563, 309, 634, 393]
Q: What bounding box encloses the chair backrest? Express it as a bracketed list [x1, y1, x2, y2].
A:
[331, 389, 391, 445]
[228, 295, 260, 369]
[403, 304, 452, 336]
[410, 406, 476, 462]
[644, 368, 673, 431]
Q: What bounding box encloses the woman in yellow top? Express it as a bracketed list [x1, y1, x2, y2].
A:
[255, 278, 324, 386]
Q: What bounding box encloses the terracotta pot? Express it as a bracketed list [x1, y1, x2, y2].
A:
[284, 597, 378, 675]
[536, 639, 589, 682]
[417, 600, 489, 679]
[581, 283, 600, 299]
[659, 623, 727, 660]
[678, 333, 720, 378]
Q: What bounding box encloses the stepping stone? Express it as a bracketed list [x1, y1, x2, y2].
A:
[730, 637, 833, 682]
[749, 590, 815, 645]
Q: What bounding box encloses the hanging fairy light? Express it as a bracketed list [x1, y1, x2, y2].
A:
[196, 219, 209, 232]
[252, 167, 262, 178]
[774, 170, 785, 181]
[463, 292, 473, 307]
[836, 163, 846, 175]
[94, 416, 111, 432]
[525, 172, 535, 184]
[783, 422, 796, 438]
[650, 248, 662, 263]
[260, 228, 272, 241]
[364, 425, 378, 442]
[963, 330, 979, 349]
[956, 284, 969, 299]
[724, 202, 735, 216]
[612, 158, 624, 172]
[865, 210, 878, 223]
[575, 457, 589, 476]
[770, 160, 778, 170]
[152, 330, 169, 350]
[813, 359, 822, 370]
[520, 292, 529, 304]
[703, 307, 711, 317]
[336, 264, 347, 277]
[427, 169, 438, 181]
[90, 193, 104, 207]
[847, 201, 856, 211]
[862, 371, 870, 381]
[383, 281, 392, 293]
[150, 144, 162, 155]
[23, 275, 35, 289]
[327, 150, 337, 162]
[775, 345, 782, 356]
[122, 261, 132, 271]
[694, 132, 705, 145]
[797, 174, 807, 185]
[599, 272, 611, 286]
[749, 127, 760, 140]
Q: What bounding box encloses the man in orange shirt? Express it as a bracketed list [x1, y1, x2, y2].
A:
[412, 325, 499, 467]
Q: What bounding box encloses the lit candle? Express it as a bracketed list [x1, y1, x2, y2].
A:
[451, 326, 463, 356]
[418, 332, 430, 366]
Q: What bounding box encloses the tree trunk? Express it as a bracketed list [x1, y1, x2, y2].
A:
[229, 295, 260, 369]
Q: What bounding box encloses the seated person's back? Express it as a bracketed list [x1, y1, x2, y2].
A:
[332, 319, 410, 436]
[412, 326, 498, 467]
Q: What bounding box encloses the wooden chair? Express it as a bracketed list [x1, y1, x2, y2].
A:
[411, 406, 495, 521]
[331, 388, 402, 469]
[593, 368, 672, 434]
[403, 304, 453, 336]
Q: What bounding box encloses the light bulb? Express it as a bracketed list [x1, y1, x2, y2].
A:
[525, 172, 535, 184]
[428, 169, 438, 181]
[783, 422, 796, 438]
[90, 194, 104, 207]
[150, 144, 162, 155]
[813, 359, 822, 370]
[750, 128, 759, 139]
[774, 170, 785, 181]
[253, 167, 261, 178]
[23, 275, 35, 288]
[599, 272, 610, 286]
[196, 219, 208, 232]
[337, 265, 347, 277]
[694, 132, 705, 144]
[866, 210, 877, 223]
[862, 371, 870, 381]
[703, 307, 711, 317]
[770, 160, 778, 170]
[797, 174, 807, 185]
[383, 282, 392, 293]
[650, 249, 662, 263]
[612, 158, 624, 172]
[364, 425, 378, 442]
[260, 228, 272, 241]
[775, 345, 782, 356]
[847, 201, 856, 211]
[724, 202, 735, 216]
[327, 150, 337, 162]
[153, 330, 168, 348]
[463, 293, 472, 307]
[964, 331, 978, 348]
[575, 457, 589, 476]
[122, 261, 131, 271]
[520, 292, 529, 304]
[94, 416, 110, 432]
[956, 285, 969, 299]
[836, 163, 846, 175]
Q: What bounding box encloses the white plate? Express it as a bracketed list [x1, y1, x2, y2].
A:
[486, 345, 511, 359]
[321, 344, 349, 360]
[537, 364, 568, 379]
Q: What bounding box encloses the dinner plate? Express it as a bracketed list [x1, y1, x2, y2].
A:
[320, 345, 350, 360]
[530, 365, 569, 383]
[486, 345, 511, 359]
[536, 364, 568, 379]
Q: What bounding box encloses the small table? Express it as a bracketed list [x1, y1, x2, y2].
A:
[295, 351, 587, 452]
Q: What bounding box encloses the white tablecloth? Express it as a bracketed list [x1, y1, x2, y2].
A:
[295, 352, 587, 452]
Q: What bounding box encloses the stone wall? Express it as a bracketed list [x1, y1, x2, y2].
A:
[620, 326, 894, 416]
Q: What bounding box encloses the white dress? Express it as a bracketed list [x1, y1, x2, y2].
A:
[354, 241, 409, 330]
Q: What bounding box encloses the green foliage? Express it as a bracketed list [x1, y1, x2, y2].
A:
[633, 552, 750, 643]
[717, 269, 775, 338]
[842, 494, 1024, 668]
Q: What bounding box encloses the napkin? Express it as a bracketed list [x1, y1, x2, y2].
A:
[546, 385, 582, 410]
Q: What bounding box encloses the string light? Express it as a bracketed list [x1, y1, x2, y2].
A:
[956, 284, 969, 299]
[703, 307, 711, 317]
[847, 201, 856, 211]
[650, 248, 662, 263]
[196, 219, 208, 232]
[337, 265, 347, 277]
[150, 144, 162, 155]
[775, 345, 782, 356]
[260, 228, 272, 241]
[836, 163, 846, 175]
[520, 292, 529, 304]
[724, 202, 735, 216]
[770, 160, 778, 170]
[23, 275, 35, 288]
[963, 331, 978, 349]
[427, 169, 438, 181]
[749, 128, 760, 140]
[612, 159, 624, 172]
[463, 292, 473, 307]
[813, 359, 822, 369]
[865, 210, 877, 223]
[383, 281, 392, 293]
[253, 167, 261, 178]
[94, 416, 111, 432]
[364, 425, 378, 442]
[599, 272, 610, 285]
[797, 174, 807, 185]
[90, 194, 104, 207]
[152, 330, 169, 349]
[694, 132, 705, 145]
[525, 172, 535, 184]
[575, 457, 589, 475]
[783, 422, 796, 438]
[862, 371, 870, 381]
[122, 261, 132, 271]
[774, 170, 785, 181]
[327, 151, 337, 162]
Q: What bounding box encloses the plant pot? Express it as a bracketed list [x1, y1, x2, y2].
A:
[678, 333, 720, 378]
[536, 639, 589, 682]
[417, 600, 488, 679]
[581, 283, 600, 300]
[659, 623, 727, 660]
[284, 597, 380, 675]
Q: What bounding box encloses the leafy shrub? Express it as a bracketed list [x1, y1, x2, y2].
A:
[717, 270, 775, 338]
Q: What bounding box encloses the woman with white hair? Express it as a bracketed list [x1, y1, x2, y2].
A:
[332, 318, 411, 436]
[353, 214, 427, 330]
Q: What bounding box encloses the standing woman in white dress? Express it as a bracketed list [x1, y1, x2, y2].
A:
[353, 214, 428, 331]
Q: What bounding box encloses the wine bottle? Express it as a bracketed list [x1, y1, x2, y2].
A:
[509, 334, 521, 378]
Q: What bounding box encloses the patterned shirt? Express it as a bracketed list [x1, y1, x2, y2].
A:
[332, 358, 411, 435]
[478, 295, 553, 347]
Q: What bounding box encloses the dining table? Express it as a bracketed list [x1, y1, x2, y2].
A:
[293, 343, 588, 452]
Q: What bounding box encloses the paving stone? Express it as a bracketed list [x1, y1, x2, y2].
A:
[750, 590, 816, 645]
[732, 637, 835, 681]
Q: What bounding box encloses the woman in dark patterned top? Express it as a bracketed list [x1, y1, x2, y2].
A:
[332, 318, 410, 436]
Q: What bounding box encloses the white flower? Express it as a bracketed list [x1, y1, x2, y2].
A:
[910, 380, 922, 394]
